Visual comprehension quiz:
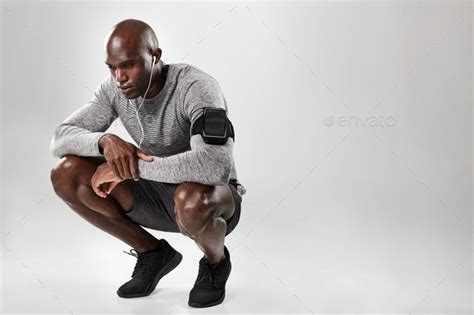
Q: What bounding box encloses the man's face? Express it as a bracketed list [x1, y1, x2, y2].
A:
[105, 50, 151, 99]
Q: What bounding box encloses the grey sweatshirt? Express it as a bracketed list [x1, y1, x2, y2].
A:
[49, 63, 246, 196]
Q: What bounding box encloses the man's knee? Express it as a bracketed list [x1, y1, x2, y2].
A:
[174, 182, 216, 230]
[50, 154, 86, 200]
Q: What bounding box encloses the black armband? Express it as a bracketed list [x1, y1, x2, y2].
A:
[191, 108, 235, 145]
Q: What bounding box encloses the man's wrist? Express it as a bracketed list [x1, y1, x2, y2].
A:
[98, 133, 112, 155]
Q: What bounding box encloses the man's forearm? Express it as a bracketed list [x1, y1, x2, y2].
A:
[50, 124, 106, 158]
[137, 135, 233, 186]
[49, 77, 118, 159]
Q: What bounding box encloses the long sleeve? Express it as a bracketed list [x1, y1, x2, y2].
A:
[138, 134, 234, 185]
[137, 76, 234, 186]
[49, 76, 118, 158]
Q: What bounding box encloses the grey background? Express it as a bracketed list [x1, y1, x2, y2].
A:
[1, 1, 472, 314]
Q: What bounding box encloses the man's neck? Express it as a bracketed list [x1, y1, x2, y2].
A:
[144, 61, 168, 99]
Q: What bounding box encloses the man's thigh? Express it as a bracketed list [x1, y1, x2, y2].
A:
[108, 179, 134, 212]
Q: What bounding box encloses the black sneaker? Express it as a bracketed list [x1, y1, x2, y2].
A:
[188, 245, 232, 308]
[117, 239, 183, 298]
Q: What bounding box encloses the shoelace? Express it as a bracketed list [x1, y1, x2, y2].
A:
[123, 249, 156, 278]
[196, 257, 226, 286]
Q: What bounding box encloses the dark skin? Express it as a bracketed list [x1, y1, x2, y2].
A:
[96, 20, 165, 184]
[50, 19, 235, 263]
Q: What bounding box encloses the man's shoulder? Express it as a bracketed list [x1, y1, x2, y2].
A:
[172, 63, 219, 88]
[96, 74, 116, 97]
[88, 75, 116, 104]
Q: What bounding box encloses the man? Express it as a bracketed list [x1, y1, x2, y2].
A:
[49, 18, 246, 308]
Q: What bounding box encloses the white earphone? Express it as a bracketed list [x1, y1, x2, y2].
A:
[131, 55, 156, 149]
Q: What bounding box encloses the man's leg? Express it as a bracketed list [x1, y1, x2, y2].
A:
[173, 182, 235, 264]
[50, 154, 161, 253]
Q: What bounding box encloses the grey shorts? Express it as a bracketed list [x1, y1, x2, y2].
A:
[124, 179, 242, 236]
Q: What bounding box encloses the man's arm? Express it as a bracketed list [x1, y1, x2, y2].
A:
[49, 76, 118, 158]
[137, 77, 234, 186]
[137, 133, 233, 185]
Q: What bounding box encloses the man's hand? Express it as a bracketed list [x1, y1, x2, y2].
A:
[91, 163, 125, 198]
[99, 134, 154, 180]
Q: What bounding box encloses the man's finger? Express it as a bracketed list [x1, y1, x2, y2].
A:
[115, 158, 126, 179]
[122, 156, 132, 179]
[92, 179, 105, 198]
[100, 182, 109, 196]
[106, 181, 120, 194]
[98, 183, 108, 198]
[137, 150, 154, 162]
[108, 161, 122, 179]
[129, 155, 139, 180]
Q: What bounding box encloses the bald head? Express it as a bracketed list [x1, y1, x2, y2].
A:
[105, 19, 159, 55]
[104, 19, 165, 99]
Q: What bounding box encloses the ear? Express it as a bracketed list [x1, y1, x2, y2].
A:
[151, 48, 162, 64]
